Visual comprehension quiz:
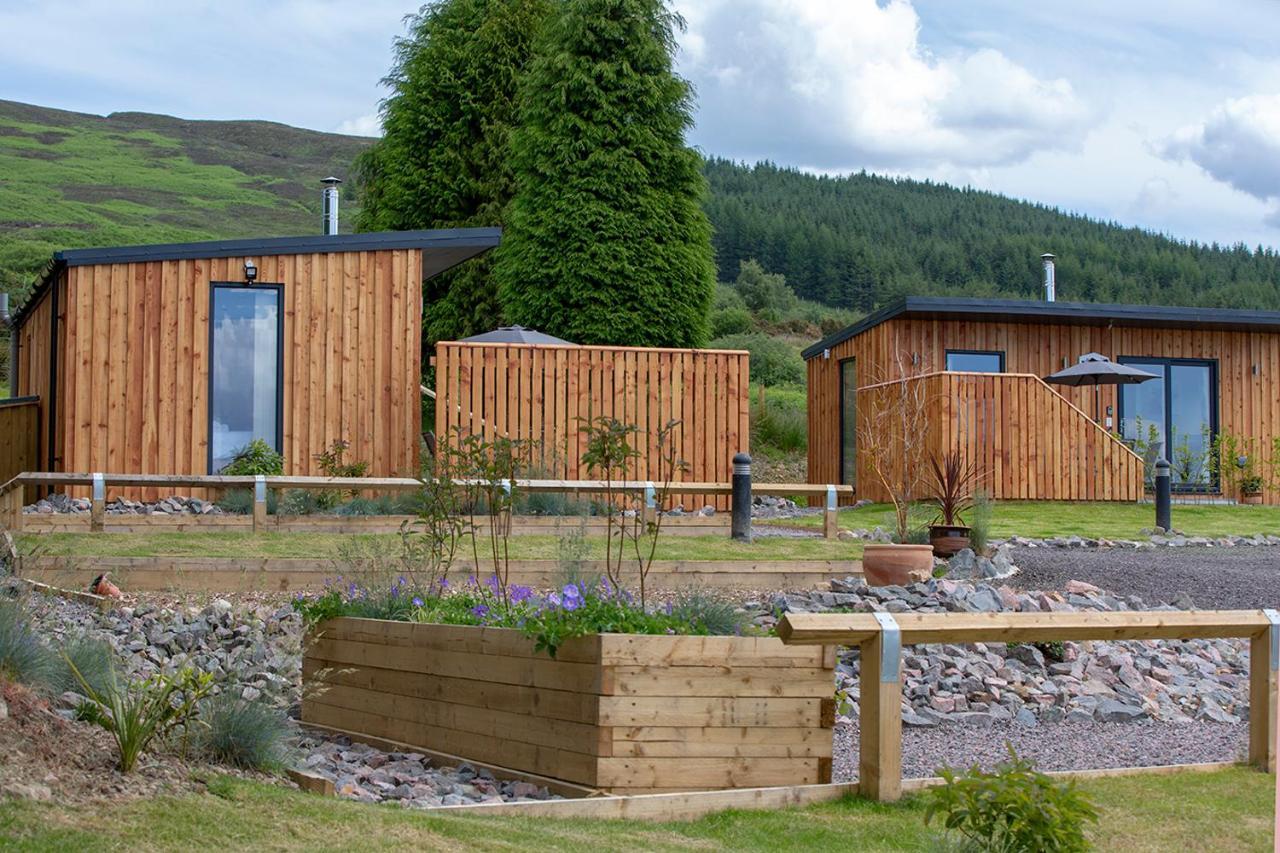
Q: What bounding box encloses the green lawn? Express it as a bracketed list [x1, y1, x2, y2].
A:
[764, 500, 1280, 540]
[21, 532, 863, 562]
[0, 767, 1272, 851]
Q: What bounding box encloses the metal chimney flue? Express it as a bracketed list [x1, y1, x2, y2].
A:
[1041, 253, 1057, 302]
[321, 176, 342, 235]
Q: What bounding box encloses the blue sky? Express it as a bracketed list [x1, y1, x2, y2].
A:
[4, 0, 1280, 250]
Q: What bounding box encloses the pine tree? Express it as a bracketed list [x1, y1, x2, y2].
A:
[354, 0, 550, 345]
[495, 0, 715, 347]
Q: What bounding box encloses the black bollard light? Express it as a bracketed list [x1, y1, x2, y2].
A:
[1154, 457, 1171, 532]
[731, 452, 752, 542]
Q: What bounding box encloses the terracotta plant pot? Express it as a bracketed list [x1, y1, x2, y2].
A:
[928, 524, 972, 557]
[862, 544, 936, 586]
[1241, 492, 1263, 505]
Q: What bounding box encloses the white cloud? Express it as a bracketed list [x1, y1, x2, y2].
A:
[1160, 94, 1280, 202]
[337, 113, 382, 137]
[677, 0, 1091, 170]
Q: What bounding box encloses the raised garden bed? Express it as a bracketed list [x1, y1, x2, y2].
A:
[301, 618, 836, 794]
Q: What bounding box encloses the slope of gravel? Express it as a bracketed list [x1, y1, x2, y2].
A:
[1010, 546, 1280, 610]
[832, 719, 1248, 782]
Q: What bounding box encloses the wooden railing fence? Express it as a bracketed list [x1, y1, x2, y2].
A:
[0, 472, 853, 538]
[435, 342, 750, 509]
[778, 610, 1280, 802]
[854, 371, 1145, 503]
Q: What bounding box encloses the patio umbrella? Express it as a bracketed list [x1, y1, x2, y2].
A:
[1044, 352, 1159, 423]
[459, 325, 576, 345]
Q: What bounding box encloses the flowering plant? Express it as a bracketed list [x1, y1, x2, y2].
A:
[295, 575, 747, 658]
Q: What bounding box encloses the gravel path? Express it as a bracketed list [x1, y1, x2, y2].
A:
[832, 719, 1248, 782]
[1010, 546, 1280, 610]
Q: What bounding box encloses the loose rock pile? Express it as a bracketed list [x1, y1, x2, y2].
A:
[22, 590, 303, 709]
[1003, 532, 1280, 549]
[751, 577, 1251, 729]
[25, 493, 226, 516]
[298, 735, 562, 807]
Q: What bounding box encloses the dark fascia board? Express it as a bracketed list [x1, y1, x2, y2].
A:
[54, 227, 501, 266]
[12, 228, 501, 327]
[801, 296, 1280, 360]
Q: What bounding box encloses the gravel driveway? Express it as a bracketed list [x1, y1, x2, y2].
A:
[832, 719, 1248, 781]
[1009, 546, 1280, 610]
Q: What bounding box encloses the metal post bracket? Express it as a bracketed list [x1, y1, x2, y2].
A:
[825, 485, 837, 512]
[872, 612, 902, 682]
[1264, 608, 1279, 671]
[91, 472, 105, 502]
[254, 475, 266, 503]
[644, 482, 656, 509]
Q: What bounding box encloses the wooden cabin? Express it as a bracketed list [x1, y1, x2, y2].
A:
[805, 296, 1280, 505]
[6, 229, 499, 486]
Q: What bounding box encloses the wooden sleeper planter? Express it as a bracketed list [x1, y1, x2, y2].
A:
[302, 618, 836, 794]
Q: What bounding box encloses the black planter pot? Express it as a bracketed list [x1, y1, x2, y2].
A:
[929, 524, 972, 557]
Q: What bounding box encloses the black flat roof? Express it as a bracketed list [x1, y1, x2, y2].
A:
[13, 228, 501, 325]
[802, 296, 1280, 360]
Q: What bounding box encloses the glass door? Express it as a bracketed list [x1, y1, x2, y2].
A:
[840, 358, 856, 487]
[209, 284, 283, 473]
[1119, 357, 1216, 490]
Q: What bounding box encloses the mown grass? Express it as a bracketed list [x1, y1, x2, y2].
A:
[763, 500, 1280, 540]
[0, 767, 1271, 852]
[21, 532, 863, 562]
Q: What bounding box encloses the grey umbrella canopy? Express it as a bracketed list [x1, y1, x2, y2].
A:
[1044, 352, 1159, 422]
[459, 325, 575, 345]
[1043, 352, 1160, 387]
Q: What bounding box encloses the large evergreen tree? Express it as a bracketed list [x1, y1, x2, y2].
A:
[495, 0, 715, 347]
[354, 0, 550, 344]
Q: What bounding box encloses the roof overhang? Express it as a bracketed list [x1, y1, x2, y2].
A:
[802, 296, 1280, 360]
[12, 228, 501, 327]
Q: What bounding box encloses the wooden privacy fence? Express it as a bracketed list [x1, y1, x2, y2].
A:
[0, 472, 852, 537]
[434, 342, 750, 509]
[778, 609, 1280, 802]
[0, 397, 40, 486]
[854, 371, 1145, 503]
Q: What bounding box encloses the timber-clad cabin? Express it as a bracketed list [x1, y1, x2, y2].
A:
[805, 296, 1280, 505]
[7, 229, 500, 485]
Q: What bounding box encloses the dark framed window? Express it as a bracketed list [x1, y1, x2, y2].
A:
[1117, 356, 1218, 491]
[208, 282, 284, 473]
[945, 349, 1005, 373]
[839, 358, 856, 487]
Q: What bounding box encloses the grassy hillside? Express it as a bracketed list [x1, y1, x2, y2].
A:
[0, 99, 372, 301]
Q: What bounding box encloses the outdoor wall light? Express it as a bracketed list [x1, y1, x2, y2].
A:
[1237, 455, 1249, 469]
[823, 348, 830, 360]
[244, 260, 258, 283]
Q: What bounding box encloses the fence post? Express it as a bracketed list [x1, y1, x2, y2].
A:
[824, 485, 839, 540]
[90, 472, 105, 533]
[253, 475, 267, 533]
[642, 482, 657, 528]
[1154, 457, 1171, 531]
[860, 612, 903, 802]
[731, 453, 751, 541]
[1251, 609, 1278, 772]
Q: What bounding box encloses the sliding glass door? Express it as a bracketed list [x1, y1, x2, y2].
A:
[209, 284, 283, 473]
[1118, 357, 1216, 490]
[840, 358, 856, 487]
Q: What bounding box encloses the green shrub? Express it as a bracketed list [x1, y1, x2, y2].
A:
[0, 598, 56, 689]
[216, 487, 278, 515]
[667, 588, 748, 636]
[968, 489, 994, 554]
[751, 384, 807, 454]
[278, 489, 321, 516]
[51, 634, 115, 697]
[925, 746, 1100, 852]
[313, 440, 369, 510]
[196, 692, 292, 770]
[709, 332, 805, 386]
[220, 439, 283, 476]
[710, 306, 753, 338]
[69, 664, 214, 772]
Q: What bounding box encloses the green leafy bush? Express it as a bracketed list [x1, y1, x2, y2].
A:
[925, 746, 1100, 852]
[710, 306, 753, 338]
[709, 332, 805, 386]
[216, 487, 278, 515]
[196, 692, 292, 770]
[69, 663, 215, 772]
[313, 440, 369, 510]
[0, 598, 56, 688]
[667, 588, 747, 636]
[220, 439, 284, 477]
[751, 384, 807, 454]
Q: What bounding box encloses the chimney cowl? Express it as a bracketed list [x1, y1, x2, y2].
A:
[1041, 253, 1057, 303]
[322, 177, 342, 236]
